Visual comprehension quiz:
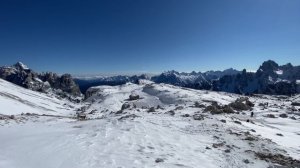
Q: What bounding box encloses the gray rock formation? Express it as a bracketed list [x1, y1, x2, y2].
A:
[0, 62, 81, 97]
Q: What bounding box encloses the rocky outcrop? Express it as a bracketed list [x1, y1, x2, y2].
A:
[39, 72, 81, 96]
[0, 62, 81, 97]
[0, 62, 50, 92]
[129, 94, 140, 100]
[214, 60, 300, 95]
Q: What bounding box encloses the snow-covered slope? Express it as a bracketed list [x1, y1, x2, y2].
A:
[0, 78, 80, 116]
[1, 79, 300, 168]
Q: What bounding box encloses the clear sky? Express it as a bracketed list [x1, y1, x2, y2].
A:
[0, 0, 299, 74]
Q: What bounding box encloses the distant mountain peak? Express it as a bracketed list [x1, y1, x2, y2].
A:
[13, 62, 29, 70]
[259, 60, 279, 72]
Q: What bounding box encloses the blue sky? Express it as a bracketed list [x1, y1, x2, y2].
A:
[0, 0, 299, 74]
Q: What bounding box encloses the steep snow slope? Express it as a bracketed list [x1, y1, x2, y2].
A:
[1, 80, 300, 168]
[0, 79, 79, 116]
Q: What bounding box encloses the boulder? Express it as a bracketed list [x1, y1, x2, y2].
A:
[165, 110, 175, 116]
[229, 98, 253, 111]
[266, 114, 276, 118]
[155, 158, 164, 163]
[193, 114, 204, 120]
[77, 113, 86, 120]
[279, 113, 288, 118]
[129, 94, 140, 100]
[205, 102, 235, 114]
[148, 107, 156, 112]
[121, 103, 131, 111]
[291, 102, 300, 106]
[182, 114, 190, 117]
[194, 102, 206, 108]
[220, 119, 226, 123]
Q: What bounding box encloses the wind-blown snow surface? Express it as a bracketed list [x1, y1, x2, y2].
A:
[0, 79, 80, 116]
[1, 79, 300, 168]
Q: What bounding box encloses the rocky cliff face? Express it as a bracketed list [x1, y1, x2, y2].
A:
[214, 60, 300, 95]
[0, 62, 81, 97]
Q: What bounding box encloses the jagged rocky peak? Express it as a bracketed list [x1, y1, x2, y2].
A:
[13, 62, 30, 71]
[258, 60, 279, 72]
[163, 70, 179, 75]
[0, 62, 82, 97]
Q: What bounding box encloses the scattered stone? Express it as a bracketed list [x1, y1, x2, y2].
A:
[266, 114, 276, 118]
[276, 133, 284, 136]
[250, 129, 256, 132]
[228, 130, 242, 136]
[205, 146, 211, 150]
[220, 119, 226, 123]
[80, 106, 87, 112]
[194, 102, 206, 108]
[77, 113, 86, 120]
[291, 106, 298, 111]
[148, 107, 156, 113]
[213, 136, 220, 139]
[118, 114, 139, 121]
[129, 94, 139, 100]
[88, 109, 97, 114]
[255, 152, 300, 167]
[193, 114, 204, 120]
[181, 114, 190, 117]
[244, 136, 256, 141]
[165, 110, 175, 116]
[9, 115, 15, 119]
[175, 106, 184, 110]
[291, 102, 300, 106]
[290, 116, 297, 120]
[234, 121, 242, 125]
[224, 149, 231, 153]
[244, 131, 251, 136]
[115, 110, 123, 114]
[155, 158, 164, 163]
[121, 103, 131, 111]
[212, 142, 225, 148]
[279, 113, 288, 118]
[243, 159, 250, 164]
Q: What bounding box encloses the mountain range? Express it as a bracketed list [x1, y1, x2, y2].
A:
[75, 60, 300, 96]
[1, 60, 300, 97]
